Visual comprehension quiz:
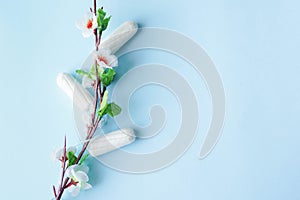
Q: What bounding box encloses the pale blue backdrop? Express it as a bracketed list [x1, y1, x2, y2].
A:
[0, 0, 299, 199]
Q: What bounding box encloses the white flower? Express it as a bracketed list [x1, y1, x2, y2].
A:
[66, 164, 92, 196]
[81, 75, 94, 89]
[76, 12, 98, 38]
[93, 49, 118, 69]
[81, 49, 118, 89]
[53, 146, 77, 161]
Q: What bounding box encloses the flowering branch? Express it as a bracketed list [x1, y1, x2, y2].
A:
[52, 0, 121, 199]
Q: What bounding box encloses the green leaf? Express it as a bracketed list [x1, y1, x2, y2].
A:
[76, 69, 89, 76]
[106, 102, 122, 117]
[87, 65, 104, 80]
[79, 154, 89, 165]
[97, 90, 108, 118]
[97, 8, 111, 32]
[97, 91, 108, 118]
[100, 68, 115, 86]
[90, 65, 95, 74]
[102, 16, 111, 31]
[67, 151, 77, 167]
[97, 8, 106, 25]
[97, 102, 121, 118]
[100, 90, 108, 110]
[97, 104, 107, 118]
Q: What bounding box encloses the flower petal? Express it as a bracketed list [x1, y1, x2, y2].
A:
[75, 19, 86, 30]
[77, 165, 89, 174]
[82, 76, 93, 88]
[82, 29, 93, 38]
[106, 55, 118, 67]
[77, 12, 97, 38]
[94, 49, 118, 68]
[67, 146, 77, 154]
[92, 15, 98, 29]
[99, 61, 112, 69]
[65, 164, 78, 178]
[54, 148, 64, 160]
[85, 12, 93, 20]
[74, 171, 89, 182]
[69, 185, 80, 197]
[81, 182, 92, 190]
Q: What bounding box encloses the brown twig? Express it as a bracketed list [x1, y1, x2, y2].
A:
[60, 136, 67, 189]
[91, 70, 99, 124]
[94, 1, 99, 51]
[56, 82, 106, 200]
[54, 0, 105, 199]
[53, 185, 57, 198]
[55, 136, 68, 199]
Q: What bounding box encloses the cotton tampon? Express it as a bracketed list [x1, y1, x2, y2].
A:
[57, 21, 138, 111]
[88, 129, 135, 157]
[57, 21, 138, 156]
[57, 73, 136, 156]
[100, 21, 138, 53]
[56, 73, 93, 111]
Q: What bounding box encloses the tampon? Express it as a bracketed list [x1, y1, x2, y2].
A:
[88, 128, 135, 156]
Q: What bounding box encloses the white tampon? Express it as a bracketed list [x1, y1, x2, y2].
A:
[57, 21, 138, 111]
[88, 129, 135, 157]
[100, 21, 138, 53]
[56, 73, 93, 111]
[57, 73, 136, 156]
[56, 22, 138, 156]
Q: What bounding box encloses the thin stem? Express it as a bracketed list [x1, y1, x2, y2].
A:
[96, 31, 102, 48]
[76, 117, 101, 162]
[56, 136, 68, 200]
[53, 185, 57, 198]
[94, 0, 98, 51]
[91, 74, 99, 124]
[94, 0, 97, 14]
[59, 136, 67, 190]
[55, 1, 104, 199]
[95, 31, 98, 51]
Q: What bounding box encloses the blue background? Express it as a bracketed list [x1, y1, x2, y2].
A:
[0, 0, 300, 199]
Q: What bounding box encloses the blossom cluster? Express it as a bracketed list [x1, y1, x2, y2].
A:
[54, 147, 91, 197]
